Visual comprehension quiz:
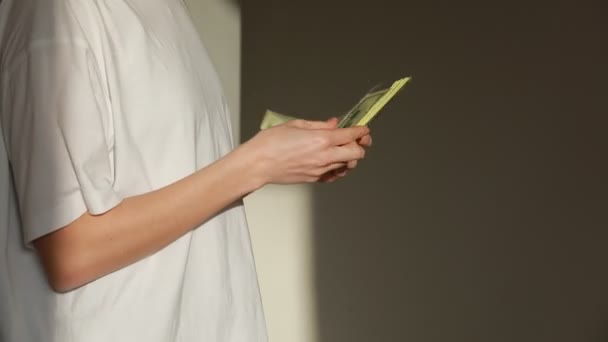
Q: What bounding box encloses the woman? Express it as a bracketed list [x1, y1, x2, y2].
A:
[0, 0, 371, 341]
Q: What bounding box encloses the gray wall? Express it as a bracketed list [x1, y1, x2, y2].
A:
[242, 1, 608, 341]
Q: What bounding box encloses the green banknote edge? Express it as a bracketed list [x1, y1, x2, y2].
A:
[336, 88, 390, 128]
[259, 76, 411, 130]
[355, 77, 410, 126]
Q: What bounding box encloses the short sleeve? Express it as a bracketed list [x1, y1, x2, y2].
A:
[1, 44, 123, 244]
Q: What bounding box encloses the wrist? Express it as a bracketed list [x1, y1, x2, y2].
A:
[228, 141, 269, 193]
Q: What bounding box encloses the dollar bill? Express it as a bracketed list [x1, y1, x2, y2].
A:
[260, 110, 296, 130]
[338, 77, 410, 127]
[337, 88, 390, 128]
[259, 77, 410, 130]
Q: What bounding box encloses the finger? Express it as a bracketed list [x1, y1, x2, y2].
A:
[347, 160, 358, 169]
[328, 126, 370, 146]
[326, 117, 339, 128]
[319, 173, 338, 183]
[322, 144, 366, 164]
[333, 166, 348, 177]
[287, 119, 336, 130]
[319, 165, 348, 183]
[357, 134, 372, 147]
[315, 162, 347, 176]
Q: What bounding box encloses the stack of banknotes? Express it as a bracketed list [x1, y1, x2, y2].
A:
[260, 77, 411, 129]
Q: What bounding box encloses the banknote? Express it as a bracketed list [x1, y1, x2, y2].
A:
[337, 77, 410, 127]
[260, 77, 410, 130]
[260, 110, 296, 130]
[337, 88, 390, 128]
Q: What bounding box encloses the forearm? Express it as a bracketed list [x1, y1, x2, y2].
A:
[34, 120, 370, 292]
[35, 145, 264, 292]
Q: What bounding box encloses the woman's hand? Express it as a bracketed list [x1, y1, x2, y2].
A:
[318, 118, 373, 183]
[239, 118, 370, 186]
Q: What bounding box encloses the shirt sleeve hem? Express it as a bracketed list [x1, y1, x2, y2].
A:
[23, 189, 123, 246]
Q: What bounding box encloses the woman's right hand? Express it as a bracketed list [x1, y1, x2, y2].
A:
[239, 119, 370, 186]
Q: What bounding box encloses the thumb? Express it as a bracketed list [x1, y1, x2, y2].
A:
[287, 119, 337, 130]
[329, 126, 370, 145]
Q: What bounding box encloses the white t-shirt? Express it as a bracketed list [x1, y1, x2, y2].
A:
[0, 0, 267, 341]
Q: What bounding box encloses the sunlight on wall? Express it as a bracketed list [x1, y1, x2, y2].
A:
[245, 185, 318, 342]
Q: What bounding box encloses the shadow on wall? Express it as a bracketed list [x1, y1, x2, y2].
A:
[242, 0, 608, 341]
[218, 0, 240, 13]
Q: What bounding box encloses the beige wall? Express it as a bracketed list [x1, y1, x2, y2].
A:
[185, 0, 241, 140]
[245, 185, 318, 342]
